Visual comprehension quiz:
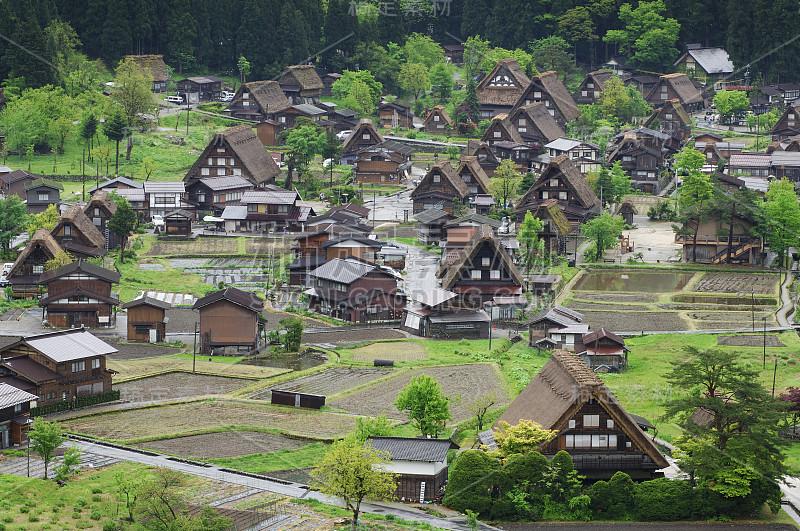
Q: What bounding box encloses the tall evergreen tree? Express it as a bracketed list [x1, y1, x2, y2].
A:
[277, 4, 310, 66]
[166, 0, 197, 73]
[101, 0, 132, 65]
[3, 14, 56, 88]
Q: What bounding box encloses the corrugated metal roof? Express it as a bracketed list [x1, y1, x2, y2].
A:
[0, 382, 37, 410]
[292, 103, 326, 115]
[545, 138, 583, 151]
[241, 190, 298, 205]
[683, 47, 734, 74]
[729, 154, 771, 168]
[199, 176, 253, 191]
[366, 436, 457, 462]
[114, 188, 146, 202]
[24, 329, 117, 362]
[771, 152, 800, 165]
[413, 288, 457, 307]
[221, 205, 248, 220]
[144, 181, 185, 193]
[310, 258, 376, 284]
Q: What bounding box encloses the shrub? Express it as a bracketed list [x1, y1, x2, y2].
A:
[633, 478, 693, 521]
[19, 506, 29, 513]
[587, 471, 634, 519]
[102, 521, 118, 531]
[90, 511, 101, 521]
[91, 495, 101, 502]
[28, 515, 40, 522]
[442, 450, 499, 517]
[91, 487, 102, 494]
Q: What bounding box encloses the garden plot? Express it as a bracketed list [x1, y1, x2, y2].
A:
[62, 401, 358, 442]
[136, 432, 309, 459]
[145, 237, 241, 257]
[571, 293, 659, 304]
[566, 302, 643, 312]
[115, 373, 250, 402]
[105, 338, 183, 360]
[302, 328, 406, 346]
[578, 310, 688, 333]
[692, 273, 778, 294]
[718, 335, 788, 347]
[249, 367, 392, 400]
[330, 364, 509, 422]
[348, 341, 426, 362]
[183, 266, 269, 287]
[108, 357, 287, 382]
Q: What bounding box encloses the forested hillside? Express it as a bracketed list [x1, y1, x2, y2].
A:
[0, 0, 798, 86]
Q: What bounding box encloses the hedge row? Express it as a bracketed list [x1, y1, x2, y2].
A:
[31, 390, 121, 417]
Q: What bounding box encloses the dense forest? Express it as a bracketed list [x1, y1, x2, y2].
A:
[1, 0, 799, 88]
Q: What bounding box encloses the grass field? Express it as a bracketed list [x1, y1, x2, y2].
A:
[116, 257, 212, 302]
[108, 357, 288, 382]
[208, 441, 329, 474]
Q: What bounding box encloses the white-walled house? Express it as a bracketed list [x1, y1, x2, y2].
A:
[366, 436, 458, 502]
[143, 181, 189, 218]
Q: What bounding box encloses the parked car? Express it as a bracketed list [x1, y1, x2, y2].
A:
[336, 130, 352, 141]
[0, 262, 12, 287]
[151, 215, 165, 228]
[165, 95, 184, 105]
[219, 91, 235, 102]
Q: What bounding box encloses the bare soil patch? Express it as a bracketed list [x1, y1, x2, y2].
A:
[578, 311, 688, 332]
[692, 273, 778, 295]
[115, 373, 250, 402]
[571, 293, 658, 304]
[146, 238, 239, 256]
[349, 341, 426, 362]
[249, 367, 392, 400]
[718, 335, 787, 347]
[330, 364, 509, 422]
[105, 338, 183, 360]
[62, 401, 357, 442]
[109, 357, 287, 382]
[136, 431, 309, 459]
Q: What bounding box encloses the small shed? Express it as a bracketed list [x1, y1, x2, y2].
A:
[192, 287, 263, 355]
[577, 328, 630, 372]
[121, 296, 171, 343]
[616, 200, 638, 226]
[164, 209, 193, 236]
[366, 436, 458, 502]
[24, 178, 63, 215]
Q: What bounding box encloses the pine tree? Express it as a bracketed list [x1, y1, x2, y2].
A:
[461, 0, 492, 38]
[101, 0, 132, 65]
[4, 14, 56, 88]
[166, 0, 197, 73]
[103, 107, 127, 176]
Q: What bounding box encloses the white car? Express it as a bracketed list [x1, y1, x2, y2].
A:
[151, 215, 165, 228]
[336, 130, 352, 141]
[219, 91, 235, 102]
[0, 262, 12, 287]
[165, 95, 184, 105]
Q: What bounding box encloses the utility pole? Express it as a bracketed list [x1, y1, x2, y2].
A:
[763, 317, 767, 369]
[186, 96, 190, 136]
[773, 357, 778, 397]
[192, 321, 198, 373]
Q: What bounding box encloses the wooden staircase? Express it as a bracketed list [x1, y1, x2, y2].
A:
[710, 237, 759, 264]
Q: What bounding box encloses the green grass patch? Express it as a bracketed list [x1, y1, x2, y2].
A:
[207, 441, 329, 473]
[115, 258, 211, 302]
[166, 353, 245, 364]
[391, 237, 440, 253]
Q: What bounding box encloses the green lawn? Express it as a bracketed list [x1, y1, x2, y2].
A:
[391, 237, 440, 253]
[207, 442, 329, 473]
[115, 256, 212, 302]
[167, 353, 245, 364]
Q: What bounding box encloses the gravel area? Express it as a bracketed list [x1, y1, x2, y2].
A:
[718, 335, 788, 347]
[578, 311, 688, 332]
[105, 338, 183, 360]
[136, 432, 311, 459]
[330, 364, 509, 422]
[249, 367, 392, 400]
[692, 273, 778, 294]
[115, 373, 250, 402]
[166, 308, 198, 333]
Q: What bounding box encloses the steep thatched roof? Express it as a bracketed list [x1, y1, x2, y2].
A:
[644, 98, 692, 129]
[524, 71, 580, 122]
[422, 105, 453, 127]
[53, 205, 106, 249]
[85, 190, 117, 216]
[7, 229, 62, 279]
[646, 73, 704, 105]
[456, 156, 491, 194]
[342, 119, 385, 153]
[496, 349, 668, 468]
[122, 55, 168, 82]
[411, 161, 469, 200]
[533, 198, 571, 236]
[234, 81, 292, 114]
[440, 224, 524, 290]
[185, 124, 280, 186]
[280, 65, 324, 90]
[519, 154, 600, 211]
[482, 113, 524, 144]
[477, 58, 531, 107]
[511, 102, 565, 142]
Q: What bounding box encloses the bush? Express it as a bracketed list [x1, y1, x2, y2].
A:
[30, 390, 120, 417]
[90, 511, 101, 521]
[587, 471, 634, 519]
[102, 521, 118, 531]
[633, 478, 693, 521]
[442, 450, 499, 517]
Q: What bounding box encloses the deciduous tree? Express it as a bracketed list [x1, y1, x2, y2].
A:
[45, 249, 75, 271]
[0, 195, 28, 253]
[582, 212, 624, 261]
[28, 417, 66, 480]
[395, 374, 452, 437]
[237, 56, 251, 84]
[310, 436, 397, 528]
[278, 316, 303, 351]
[400, 63, 430, 100]
[713, 90, 750, 124]
[599, 76, 632, 124]
[109, 196, 137, 262]
[763, 178, 800, 268]
[466, 392, 497, 433]
[518, 211, 543, 271]
[28, 203, 60, 233]
[403, 33, 444, 68]
[603, 0, 680, 68]
[429, 62, 454, 103]
[675, 149, 713, 262]
[141, 156, 157, 181]
[490, 419, 557, 460]
[490, 159, 522, 210]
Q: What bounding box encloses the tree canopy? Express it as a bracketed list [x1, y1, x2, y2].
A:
[603, 0, 680, 68]
[395, 374, 452, 437]
[582, 212, 625, 261]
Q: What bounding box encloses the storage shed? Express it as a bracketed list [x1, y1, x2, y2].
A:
[121, 297, 171, 343]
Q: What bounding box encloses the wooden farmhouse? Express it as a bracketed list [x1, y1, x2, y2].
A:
[123, 55, 169, 92]
[495, 350, 669, 479]
[675, 213, 762, 264]
[293, 225, 368, 259]
[286, 255, 329, 287]
[275, 103, 326, 130]
[616, 200, 638, 226]
[305, 211, 372, 234]
[163, 209, 193, 236]
[529, 198, 573, 255]
[186, 176, 252, 215]
[378, 101, 414, 129]
[422, 105, 453, 133]
[512, 71, 581, 127]
[221, 188, 313, 233]
[121, 296, 171, 343]
[464, 140, 500, 177]
[400, 287, 490, 339]
[321, 72, 341, 96]
[0, 383, 37, 448]
[88, 176, 142, 194]
[143, 181, 190, 219]
[526, 305, 587, 349]
[443, 44, 464, 64]
[439, 214, 502, 264]
[574, 70, 614, 105]
[7, 229, 61, 298]
[1, 170, 38, 200]
[578, 328, 630, 372]
[224, 80, 292, 122]
[673, 44, 733, 89]
[544, 138, 601, 175]
[279, 65, 324, 104]
[439, 224, 524, 315]
[508, 102, 565, 146]
[515, 155, 600, 230]
[322, 234, 384, 262]
[771, 103, 800, 140]
[193, 287, 263, 355]
[38, 260, 120, 328]
[366, 437, 458, 502]
[51, 205, 107, 259]
[0, 328, 117, 407]
[414, 208, 455, 246]
[410, 161, 470, 214]
[481, 113, 525, 147]
[477, 58, 531, 119]
[184, 124, 281, 196]
[176, 76, 223, 103]
[606, 128, 675, 194]
[306, 258, 404, 323]
[645, 73, 706, 112]
[643, 99, 692, 142]
[341, 119, 385, 163]
[353, 142, 414, 186]
[624, 74, 659, 97]
[455, 156, 491, 197]
[84, 190, 119, 249]
[24, 178, 62, 215]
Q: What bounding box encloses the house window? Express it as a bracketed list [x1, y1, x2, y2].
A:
[558, 191, 567, 200]
[583, 414, 599, 427]
[574, 434, 591, 447]
[534, 91, 541, 98]
[216, 147, 226, 153]
[581, 91, 588, 97]
[214, 195, 220, 203]
[544, 100, 550, 107]
[790, 114, 796, 120]
[433, 175, 440, 183]
[587, 83, 594, 89]
[593, 434, 608, 448]
[706, 152, 712, 159]
[363, 133, 370, 140]
[278, 205, 289, 214]
[13, 403, 22, 413]
[609, 434, 617, 447]
[278, 116, 286, 123]
[541, 191, 549, 199]
[38, 193, 49, 201]
[482, 257, 490, 267]
[201, 168, 210, 176]
[518, 118, 526, 127]
[490, 270, 500, 280]
[72, 361, 86, 372]
[197, 193, 206, 203]
[243, 101, 249, 107]
[247, 204, 258, 212]
[233, 168, 242, 176]
[607, 419, 614, 429]
[564, 434, 574, 448]
[64, 225, 71, 235]
[626, 441, 632, 448]
[92, 358, 100, 369]
[434, 115, 439, 122]
[135, 325, 150, 334]
[568, 419, 576, 428]
[471, 270, 481, 280]
[493, 131, 501, 138]
[665, 113, 673, 119]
